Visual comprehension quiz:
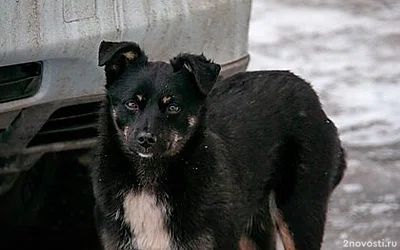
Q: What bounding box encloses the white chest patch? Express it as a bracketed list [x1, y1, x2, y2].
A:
[123, 191, 171, 250]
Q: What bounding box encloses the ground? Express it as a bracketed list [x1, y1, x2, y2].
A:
[248, 0, 400, 249]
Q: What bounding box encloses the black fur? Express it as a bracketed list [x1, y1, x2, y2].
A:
[92, 40, 346, 250]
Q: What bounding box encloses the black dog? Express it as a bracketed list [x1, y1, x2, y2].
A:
[92, 41, 346, 250]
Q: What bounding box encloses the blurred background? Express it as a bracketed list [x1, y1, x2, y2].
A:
[248, 0, 399, 249]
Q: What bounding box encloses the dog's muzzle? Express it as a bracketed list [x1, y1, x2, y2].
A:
[135, 132, 157, 158]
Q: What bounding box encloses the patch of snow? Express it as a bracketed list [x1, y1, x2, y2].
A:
[329, 216, 353, 229]
[351, 203, 400, 215]
[382, 194, 397, 203]
[342, 183, 363, 193]
[339, 232, 348, 239]
[352, 220, 400, 230]
[248, 1, 400, 148]
[347, 159, 361, 168]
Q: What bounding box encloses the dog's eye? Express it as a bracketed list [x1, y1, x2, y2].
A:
[125, 101, 139, 111]
[166, 104, 181, 114]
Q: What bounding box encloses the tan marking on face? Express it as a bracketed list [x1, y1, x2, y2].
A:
[165, 131, 184, 156]
[123, 191, 171, 250]
[112, 108, 117, 119]
[188, 116, 197, 128]
[136, 94, 144, 101]
[123, 127, 129, 141]
[183, 62, 193, 72]
[162, 96, 172, 104]
[171, 132, 183, 150]
[123, 51, 137, 60]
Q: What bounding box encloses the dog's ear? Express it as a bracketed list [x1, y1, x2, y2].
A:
[170, 53, 221, 95]
[98, 41, 148, 84]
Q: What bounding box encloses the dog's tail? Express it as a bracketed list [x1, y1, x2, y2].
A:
[269, 192, 296, 250]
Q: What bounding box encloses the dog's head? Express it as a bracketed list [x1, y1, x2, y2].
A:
[98, 41, 220, 159]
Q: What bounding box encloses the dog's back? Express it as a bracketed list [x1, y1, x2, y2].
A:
[208, 70, 344, 191]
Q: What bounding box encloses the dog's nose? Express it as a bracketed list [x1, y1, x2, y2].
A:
[137, 132, 157, 149]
